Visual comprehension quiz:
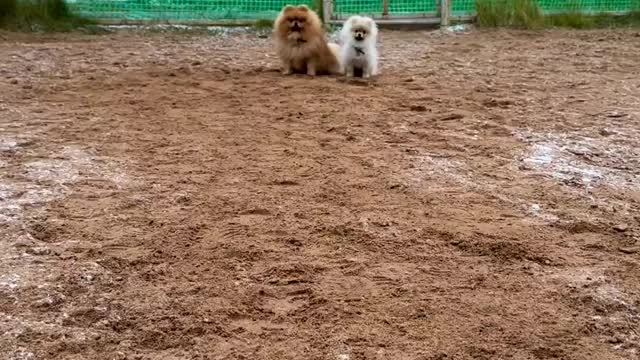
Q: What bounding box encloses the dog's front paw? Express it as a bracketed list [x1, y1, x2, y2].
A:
[345, 65, 354, 78]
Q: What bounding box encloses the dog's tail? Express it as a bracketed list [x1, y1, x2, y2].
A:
[328, 42, 340, 59]
[327, 42, 343, 74]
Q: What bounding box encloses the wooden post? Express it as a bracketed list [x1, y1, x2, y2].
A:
[323, 0, 333, 23]
[382, 0, 389, 18]
[440, 0, 450, 26]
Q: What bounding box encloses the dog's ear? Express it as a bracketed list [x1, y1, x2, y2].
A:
[297, 4, 309, 11]
[365, 17, 377, 31]
[283, 5, 295, 11]
[345, 15, 355, 26]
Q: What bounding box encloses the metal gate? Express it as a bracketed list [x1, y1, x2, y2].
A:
[326, 0, 454, 25]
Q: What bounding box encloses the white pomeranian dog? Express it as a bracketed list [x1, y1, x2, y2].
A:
[339, 15, 379, 78]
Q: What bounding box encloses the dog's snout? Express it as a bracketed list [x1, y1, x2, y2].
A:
[291, 20, 303, 31]
[354, 30, 366, 41]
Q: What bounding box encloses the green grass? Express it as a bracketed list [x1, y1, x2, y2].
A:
[0, 0, 18, 24]
[544, 1, 594, 28]
[476, 0, 543, 28]
[477, 0, 640, 29]
[0, 0, 97, 32]
[253, 18, 273, 30]
[591, 10, 640, 27]
[545, 13, 594, 28]
[312, 0, 324, 22]
[546, 10, 640, 28]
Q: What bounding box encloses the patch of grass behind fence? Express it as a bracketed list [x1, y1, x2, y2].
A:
[591, 9, 640, 27]
[476, 0, 640, 29]
[544, 1, 595, 28]
[0, 0, 96, 31]
[476, 0, 543, 28]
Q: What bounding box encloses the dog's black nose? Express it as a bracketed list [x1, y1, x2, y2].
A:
[355, 34, 364, 40]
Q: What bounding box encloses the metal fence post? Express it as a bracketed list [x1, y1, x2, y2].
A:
[440, 0, 450, 26]
[323, 0, 333, 23]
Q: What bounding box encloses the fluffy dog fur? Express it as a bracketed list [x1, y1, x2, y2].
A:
[339, 15, 379, 78]
[273, 5, 341, 76]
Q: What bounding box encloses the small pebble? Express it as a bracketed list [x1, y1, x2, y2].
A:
[599, 128, 615, 136]
[613, 224, 628, 232]
[26, 247, 51, 256]
[619, 247, 638, 254]
[409, 105, 427, 112]
[605, 336, 623, 344]
[606, 111, 626, 118]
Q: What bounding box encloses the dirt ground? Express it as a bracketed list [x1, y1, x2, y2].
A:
[0, 26, 639, 360]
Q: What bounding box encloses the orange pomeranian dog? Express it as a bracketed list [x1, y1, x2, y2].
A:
[273, 5, 341, 76]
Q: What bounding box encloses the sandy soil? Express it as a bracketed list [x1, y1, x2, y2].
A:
[0, 27, 639, 360]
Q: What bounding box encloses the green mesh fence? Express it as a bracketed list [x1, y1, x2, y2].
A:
[452, 0, 474, 14]
[70, 0, 314, 21]
[333, 0, 640, 17]
[450, 0, 640, 16]
[67, 0, 639, 21]
[334, 0, 437, 16]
